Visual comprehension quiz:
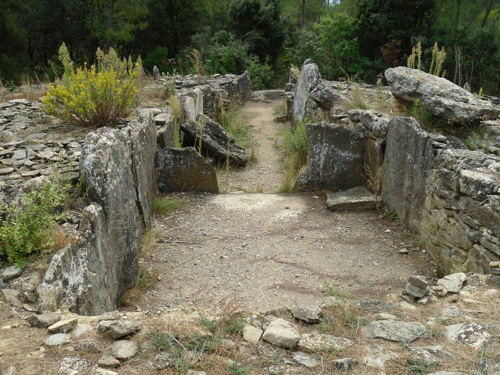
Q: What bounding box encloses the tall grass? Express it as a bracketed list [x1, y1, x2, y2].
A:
[277, 121, 309, 193]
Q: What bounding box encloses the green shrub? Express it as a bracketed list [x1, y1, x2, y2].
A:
[0, 176, 69, 265]
[42, 43, 141, 128]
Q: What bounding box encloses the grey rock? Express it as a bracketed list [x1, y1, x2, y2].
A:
[476, 355, 500, 375]
[237, 70, 252, 102]
[408, 275, 430, 290]
[381, 117, 434, 231]
[72, 324, 92, 338]
[2, 266, 22, 281]
[408, 345, 453, 364]
[405, 276, 431, 299]
[111, 340, 138, 360]
[292, 60, 321, 126]
[262, 318, 301, 349]
[295, 122, 364, 192]
[243, 325, 263, 344]
[180, 115, 248, 166]
[362, 320, 426, 343]
[37, 116, 156, 315]
[333, 358, 358, 372]
[291, 305, 322, 323]
[97, 311, 121, 321]
[97, 320, 141, 339]
[427, 372, 468, 375]
[74, 339, 103, 353]
[1, 289, 22, 308]
[385, 67, 500, 124]
[45, 333, 71, 347]
[326, 186, 376, 211]
[298, 332, 352, 352]
[292, 352, 318, 368]
[59, 356, 92, 375]
[26, 312, 61, 328]
[446, 322, 491, 348]
[437, 273, 467, 294]
[48, 318, 78, 333]
[156, 147, 219, 193]
[98, 354, 120, 368]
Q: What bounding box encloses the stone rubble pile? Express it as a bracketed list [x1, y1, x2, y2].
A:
[2, 263, 499, 375]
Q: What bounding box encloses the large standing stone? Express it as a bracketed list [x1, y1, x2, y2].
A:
[156, 147, 219, 193]
[295, 122, 364, 191]
[381, 117, 434, 231]
[180, 115, 248, 166]
[362, 320, 426, 343]
[262, 318, 301, 349]
[385, 67, 500, 124]
[292, 59, 321, 126]
[37, 114, 157, 315]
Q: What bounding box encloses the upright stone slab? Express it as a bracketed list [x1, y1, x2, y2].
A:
[156, 147, 219, 193]
[292, 59, 321, 126]
[295, 122, 364, 192]
[381, 117, 434, 231]
[37, 115, 156, 315]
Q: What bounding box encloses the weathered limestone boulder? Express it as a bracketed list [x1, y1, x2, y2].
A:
[180, 115, 248, 166]
[37, 115, 156, 315]
[385, 67, 500, 124]
[292, 59, 321, 125]
[295, 122, 364, 191]
[326, 186, 377, 211]
[156, 147, 219, 193]
[97, 320, 142, 339]
[381, 117, 434, 231]
[262, 318, 301, 348]
[362, 320, 426, 343]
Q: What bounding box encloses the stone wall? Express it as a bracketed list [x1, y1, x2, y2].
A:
[421, 149, 500, 275]
[37, 113, 157, 315]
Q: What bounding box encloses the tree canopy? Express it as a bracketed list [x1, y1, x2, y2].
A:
[0, 0, 499, 94]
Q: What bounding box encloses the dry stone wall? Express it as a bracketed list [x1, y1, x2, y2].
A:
[421, 149, 500, 276]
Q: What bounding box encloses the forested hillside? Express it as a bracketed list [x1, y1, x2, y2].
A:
[1, 0, 499, 94]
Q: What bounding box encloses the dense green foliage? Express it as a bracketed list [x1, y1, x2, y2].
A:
[1, 0, 500, 95]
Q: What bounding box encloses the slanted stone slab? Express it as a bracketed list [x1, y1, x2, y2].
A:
[180, 115, 248, 166]
[362, 320, 426, 343]
[385, 67, 500, 124]
[156, 147, 219, 193]
[48, 318, 78, 333]
[326, 186, 376, 211]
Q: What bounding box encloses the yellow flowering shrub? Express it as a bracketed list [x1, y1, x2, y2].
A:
[42, 43, 141, 128]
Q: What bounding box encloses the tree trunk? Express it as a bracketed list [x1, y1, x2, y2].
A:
[301, 0, 306, 28]
[106, 0, 115, 49]
[480, 0, 496, 28]
[455, 0, 461, 30]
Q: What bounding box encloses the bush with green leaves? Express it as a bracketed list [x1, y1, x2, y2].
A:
[42, 43, 141, 128]
[0, 176, 69, 265]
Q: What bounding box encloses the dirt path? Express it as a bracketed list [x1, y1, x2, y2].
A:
[220, 100, 288, 193]
[137, 100, 431, 314]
